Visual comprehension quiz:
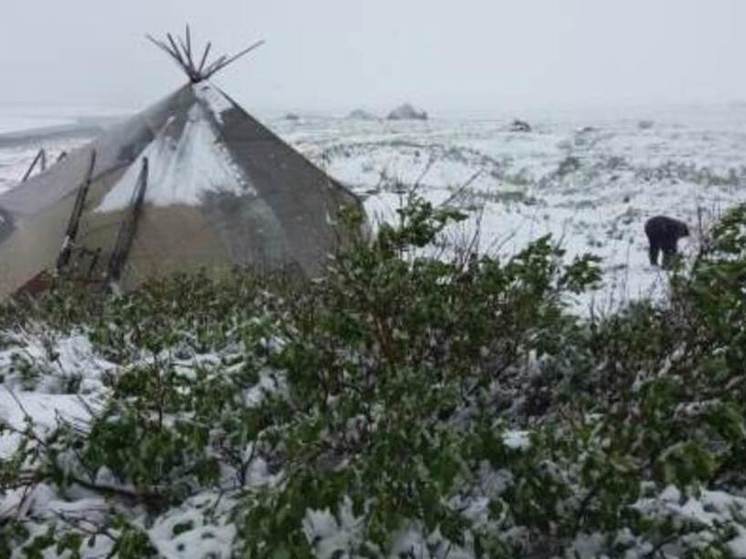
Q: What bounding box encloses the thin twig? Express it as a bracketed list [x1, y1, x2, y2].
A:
[4, 385, 32, 422]
[439, 169, 484, 208]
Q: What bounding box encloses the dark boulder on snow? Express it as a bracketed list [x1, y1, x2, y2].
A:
[638, 120, 654, 130]
[284, 113, 301, 122]
[510, 119, 532, 132]
[387, 103, 428, 121]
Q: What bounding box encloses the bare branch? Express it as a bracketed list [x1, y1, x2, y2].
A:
[4, 385, 32, 423]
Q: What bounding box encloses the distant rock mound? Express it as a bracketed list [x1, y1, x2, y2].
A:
[638, 120, 654, 130]
[284, 113, 301, 122]
[510, 119, 532, 133]
[387, 103, 428, 121]
[347, 109, 378, 120]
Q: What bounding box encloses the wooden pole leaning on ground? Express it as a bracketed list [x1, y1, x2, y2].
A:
[107, 157, 149, 284]
[21, 149, 48, 182]
[56, 150, 97, 272]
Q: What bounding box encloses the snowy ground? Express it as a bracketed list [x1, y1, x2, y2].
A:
[1, 101, 746, 556]
[2, 102, 746, 311]
[281, 105, 746, 312]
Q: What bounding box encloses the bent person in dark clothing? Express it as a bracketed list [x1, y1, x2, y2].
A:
[644, 216, 689, 268]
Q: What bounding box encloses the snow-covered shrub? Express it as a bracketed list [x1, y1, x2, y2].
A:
[3, 200, 746, 558]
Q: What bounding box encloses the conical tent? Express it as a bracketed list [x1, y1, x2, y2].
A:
[0, 33, 362, 298]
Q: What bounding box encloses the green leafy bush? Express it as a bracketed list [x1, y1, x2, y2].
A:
[2, 199, 746, 558]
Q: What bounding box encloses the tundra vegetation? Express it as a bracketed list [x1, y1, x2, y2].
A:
[1, 196, 746, 558]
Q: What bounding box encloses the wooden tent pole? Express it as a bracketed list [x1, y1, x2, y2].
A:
[205, 40, 266, 78]
[56, 150, 97, 272]
[147, 29, 264, 83]
[166, 34, 189, 70]
[107, 157, 149, 283]
[146, 35, 189, 75]
[177, 36, 198, 81]
[197, 42, 212, 74]
[202, 55, 227, 78]
[21, 149, 46, 182]
[184, 24, 196, 74]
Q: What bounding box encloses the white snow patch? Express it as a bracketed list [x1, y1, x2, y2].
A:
[147, 492, 238, 559]
[388, 525, 472, 559]
[631, 485, 746, 557]
[303, 498, 364, 558]
[0, 390, 93, 460]
[243, 369, 288, 407]
[0, 332, 115, 459]
[570, 532, 607, 559]
[729, 527, 746, 558]
[193, 82, 235, 125]
[96, 103, 253, 212]
[0, 332, 115, 392]
[502, 430, 531, 450]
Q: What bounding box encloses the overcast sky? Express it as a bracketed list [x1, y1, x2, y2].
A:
[1, 0, 745, 114]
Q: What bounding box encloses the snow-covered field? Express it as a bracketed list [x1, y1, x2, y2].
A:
[278, 104, 746, 312]
[0, 116, 74, 136]
[1, 102, 746, 557]
[2, 103, 746, 310]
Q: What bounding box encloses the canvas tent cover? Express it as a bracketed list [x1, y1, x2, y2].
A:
[0, 81, 362, 298]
